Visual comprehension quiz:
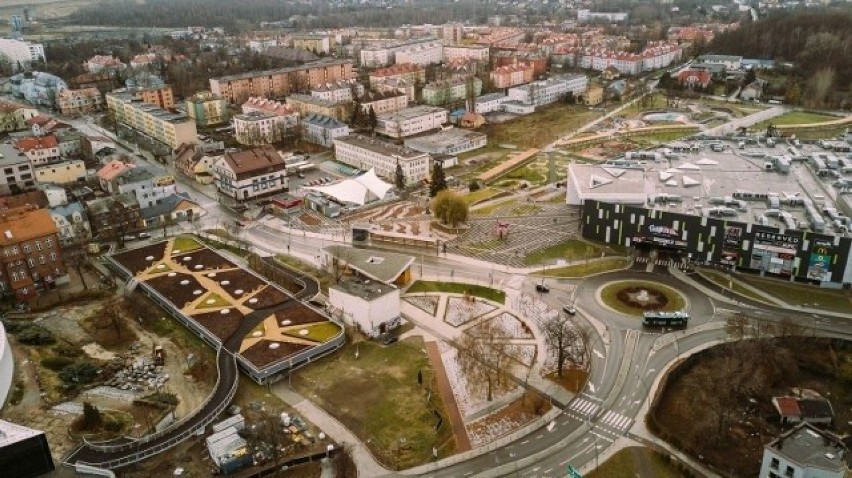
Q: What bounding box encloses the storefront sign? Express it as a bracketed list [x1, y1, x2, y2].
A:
[754, 232, 800, 248]
[648, 225, 678, 237]
[724, 226, 742, 246]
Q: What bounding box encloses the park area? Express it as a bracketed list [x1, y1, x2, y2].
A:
[599, 280, 686, 316]
[586, 447, 686, 478]
[649, 337, 852, 477]
[291, 338, 456, 469]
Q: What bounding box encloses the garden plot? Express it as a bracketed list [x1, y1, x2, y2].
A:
[403, 295, 439, 316]
[437, 341, 521, 418]
[491, 312, 533, 339]
[444, 297, 497, 327]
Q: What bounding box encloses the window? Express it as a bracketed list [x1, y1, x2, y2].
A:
[770, 458, 779, 470]
[50, 253, 57, 261]
[11, 272, 18, 281]
[45, 238, 52, 247]
[27, 258, 34, 268]
[39, 256, 45, 264]
[784, 466, 794, 478]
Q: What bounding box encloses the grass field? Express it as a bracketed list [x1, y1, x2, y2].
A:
[600, 280, 686, 316]
[627, 129, 697, 148]
[483, 103, 601, 149]
[406, 280, 505, 303]
[283, 322, 341, 342]
[586, 447, 684, 478]
[292, 338, 456, 469]
[172, 236, 203, 253]
[463, 187, 504, 205]
[735, 274, 852, 313]
[753, 111, 838, 131]
[531, 258, 630, 278]
[697, 269, 774, 304]
[524, 239, 609, 266]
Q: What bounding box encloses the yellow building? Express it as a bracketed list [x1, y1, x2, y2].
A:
[582, 85, 604, 106]
[106, 91, 198, 149]
[34, 160, 87, 185]
[185, 91, 229, 127]
[292, 34, 333, 54]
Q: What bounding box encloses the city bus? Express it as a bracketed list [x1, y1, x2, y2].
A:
[642, 310, 689, 328]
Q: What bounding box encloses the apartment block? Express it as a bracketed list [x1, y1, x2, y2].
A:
[209, 60, 355, 104]
[85, 192, 143, 241]
[106, 91, 198, 149]
[359, 91, 409, 115]
[333, 134, 431, 185]
[507, 74, 588, 107]
[185, 91, 229, 127]
[368, 63, 426, 88]
[0, 143, 36, 196]
[394, 41, 443, 67]
[360, 38, 442, 67]
[14, 136, 60, 166]
[57, 88, 104, 116]
[372, 78, 416, 103]
[404, 128, 487, 156]
[490, 63, 534, 89]
[292, 34, 333, 54]
[375, 105, 448, 139]
[0, 39, 45, 71]
[212, 146, 288, 201]
[134, 85, 175, 110]
[34, 160, 86, 185]
[759, 423, 850, 478]
[301, 113, 351, 148]
[0, 206, 65, 299]
[233, 111, 292, 146]
[443, 45, 489, 63]
[421, 77, 482, 106]
[286, 94, 349, 121]
[311, 79, 364, 104]
[84, 55, 126, 74]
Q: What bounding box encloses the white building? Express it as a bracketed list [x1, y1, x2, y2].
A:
[359, 38, 442, 67]
[311, 79, 364, 104]
[334, 134, 432, 185]
[212, 146, 288, 201]
[233, 111, 295, 146]
[375, 105, 448, 139]
[507, 74, 588, 107]
[443, 45, 489, 63]
[577, 9, 628, 22]
[474, 93, 511, 114]
[697, 54, 743, 70]
[329, 279, 401, 338]
[301, 113, 351, 148]
[758, 422, 850, 478]
[0, 39, 45, 70]
[404, 128, 487, 156]
[394, 41, 443, 67]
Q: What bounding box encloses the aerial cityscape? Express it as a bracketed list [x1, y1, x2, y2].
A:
[0, 0, 850, 477]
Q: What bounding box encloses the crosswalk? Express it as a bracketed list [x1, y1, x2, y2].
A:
[565, 396, 634, 438]
[567, 396, 599, 418]
[634, 256, 689, 270]
[598, 410, 633, 432]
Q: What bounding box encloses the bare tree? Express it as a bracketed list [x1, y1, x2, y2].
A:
[453, 319, 520, 402]
[539, 313, 581, 379]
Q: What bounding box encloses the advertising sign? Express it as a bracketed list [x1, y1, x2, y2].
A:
[806, 239, 834, 281]
[724, 226, 742, 246]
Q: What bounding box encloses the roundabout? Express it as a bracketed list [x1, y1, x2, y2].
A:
[598, 280, 688, 317]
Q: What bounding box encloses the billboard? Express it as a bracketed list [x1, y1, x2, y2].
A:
[750, 232, 799, 276]
[806, 239, 834, 281]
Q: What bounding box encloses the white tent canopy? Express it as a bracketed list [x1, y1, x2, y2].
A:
[304, 169, 393, 206]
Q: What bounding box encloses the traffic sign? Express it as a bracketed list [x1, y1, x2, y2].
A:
[567, 464, 582, 478]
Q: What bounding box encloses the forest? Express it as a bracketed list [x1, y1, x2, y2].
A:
[707, 9, 852, 96]
[67, 0, 512, 31]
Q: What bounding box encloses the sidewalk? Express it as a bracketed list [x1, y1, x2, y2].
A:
[424, 340, 471, 452]
[271, 383, 392, 478]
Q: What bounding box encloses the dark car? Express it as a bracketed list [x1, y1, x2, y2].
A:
[535, 283, 550, 293]
[381, 334, 399, 345]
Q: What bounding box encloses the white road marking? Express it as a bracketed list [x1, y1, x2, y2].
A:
[593, 349, 603, 359]
[588, 383, 596, 393]
[547, 421, 556, 432]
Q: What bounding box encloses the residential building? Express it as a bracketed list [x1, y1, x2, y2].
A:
[311, 79, 364, 104]
[106, 91, 198, 149]
[677, 69, 712, 89]
[54, 130, 83, 159]
[185, 91, 228, 127]
[247, 39, 278, 53]
[0, 421, 55, 477]
[422, 77, 482, 106]
[372, 78, 416, 103]
[360, 38, 442, 67]
[0, 205, 65, 300]
[0, 39, 45, 71]
[441, 23, 465, 44]
[233, 111, 292, 146]
[141, 192, 201, 228]
[758, 422, 850, 478]
[0, 101, 37, 132]
[57, 88, 104, 116]
[212, 146, 288, 201]
[6, 72, 67, 108]
[132, 85, 175, 110]
[0, 143, 36, 195]
[329, 279, 401, 338]
[358, 91, 409, 115]
[334, 134, 432, 185]
[285, 94, 348, 121]
[494, 51, 549, 77]
[13, 136, 60, 166]
[41, 185, 67, 208]
[772, 394, 835, 425]
[394, 41, 443, 67]
[507, 75, 588, 108]
[375, 105, 448, 139]
[368, 63, 426, 88]
[241, 97, 300, 121]
[301, 113, 351, 148]
[582, 85, 604, 106]
[84, 55, 126, 74]
[84, 192, 143, 241]
[696, 54, 743, 70]
[174, 143, 217, 184]
[129, 53, 157, 69]
[68, 72, 120, 92]
[292, 34, 333, 54]
[474, 93, 510, 114]
[34, 160, 86, 185]
[577, 9, 628, 22]
[324, 245, 413, 286]
[101, 165, 176, 209]
[49, 202, 89, 244]
[443, 45, 489, 63]
[26, 116, 70, 138]
[0, 190, 48, 211]
[210, 60, 355, 104]
[404, 128, 486, 156]
[490, 63, 534, 89]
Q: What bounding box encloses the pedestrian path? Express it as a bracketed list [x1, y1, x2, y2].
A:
[425, 340, 472, 452]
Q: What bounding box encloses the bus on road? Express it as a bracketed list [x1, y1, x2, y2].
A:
[642, 310, 689, 328]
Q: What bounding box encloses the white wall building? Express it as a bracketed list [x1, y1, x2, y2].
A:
[404, 128, 487, 156]
[507, 74, 588, 107]
[301, 113, 351, 148]
[329, 279, 401, 338]
[211, 146, 288, 201]
[474, 93, 511, 114]
[334, 134, 432, 185]
[375, 105, 448, 139]
[311, 79, 364, 104]
[443, 45, 490, 63]
[359, 38, 442, 67]
[758, 423, 850, 478]
[0, 39, 45, 70]
[233, 111, 297, 146]
[394, 41, 443, 66]
[577, 9, 628, 22]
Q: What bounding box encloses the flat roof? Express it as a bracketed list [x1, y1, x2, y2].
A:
[404, 128, 486, 150]
[0, 420, 43, 447]
[325, 245, 414, 284]
[331, 278, 398, 301]
[212, 59, 352, 82]
[766, 423, 847, 471]
[377, 105, 447, 123]
[335, 134, 429, 161]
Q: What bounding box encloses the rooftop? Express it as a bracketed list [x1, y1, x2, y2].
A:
[222, 146, 286, 179]
[334, 134, 430, 161]
[85, 192, 139, 215]
[0, 420, 43, 448]
[331, 278, 398, 301]
[0, 206, 59, 244]
[0, 142, 32, 166]
[213, 59, 352, 83]
[301, 113, 348, 129]
[766, 422, 848, 472]
[376, 105, 447, 123]
[14, 135, 58, 152]
[404, 128, 486, 151]
[286, 94, 343, 109]
[325, 245, 415, 284]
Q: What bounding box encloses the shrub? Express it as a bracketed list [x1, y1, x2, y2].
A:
[59, 362, 100, 384]
[52, 343, 82, 357]
[17, 326, 56, 345]
[41, 356, 75, 371]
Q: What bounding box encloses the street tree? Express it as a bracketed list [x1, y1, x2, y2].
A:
[453, 320, 518, 402]
[429, 161, 447, 197]
[367, 106, 378, 133]
[539, 314, 581, 379]
[431, 190, 468, 228]
[394, 160, 406, 189]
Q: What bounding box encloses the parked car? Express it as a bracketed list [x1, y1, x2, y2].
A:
[297, 173, 305, 179]
[138, 232, 151, 239]
[563, 303, 576, 315]
[535, 283, 550, 293]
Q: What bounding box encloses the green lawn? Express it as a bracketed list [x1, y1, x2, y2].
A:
[282, 322, 341, 343]
[196, 292, 232, 309]
[483, 102, 601, 149]
[292, 338, 456, 469]
[627, 129, 697, 148]
[586, 447, 684, 478]
[471, 198, 517, 216]
[697, 269, 774, 304]
[462, 187, 503, 205]
[599, 280, 686, 316]
[531, 258, 630, 278]
[504, 165, 546, 184]
[524, 239, 609, 266]
[172, 236, 203, 252]
[406, 280, 505, 304]
[735, 275, 852, 313]
[765, 111, 836, 125]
